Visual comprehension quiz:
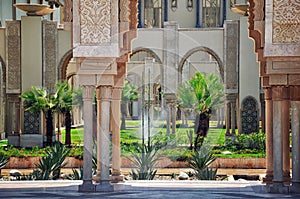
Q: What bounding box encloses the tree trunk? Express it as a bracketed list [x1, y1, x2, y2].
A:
[45, 110, 54, 146]
[194, 112, 210, 137]
[65, 110, 72, 146]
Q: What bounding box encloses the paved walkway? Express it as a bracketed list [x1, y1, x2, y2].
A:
[0, 180, 300, 199]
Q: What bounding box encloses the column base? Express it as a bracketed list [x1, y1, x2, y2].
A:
[263, 174, 273, 184]
[78, 181, 96, 192]
[266, 182, 290, 194]
[93, 174, 101, 183]
[291, 181, 300, 193]
[110, 174, 124, 183]
[95, 181, 114, 192]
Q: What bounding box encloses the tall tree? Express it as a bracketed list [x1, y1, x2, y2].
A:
[121, 80, 139, 130]
[55, 82, 74, 146]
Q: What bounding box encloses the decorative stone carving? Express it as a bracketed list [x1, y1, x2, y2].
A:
[224, 21, 239, 91]
[80, 0, 111, 45]
[129, 0, 138, 30]
[23, 111, 40, 134]
[241, 96, 259, 134]
[273, 0, 300, 43]
[43, 20, 58, 92]
[6, 21, 21, 93]
[97, 85, 112, 101]
[82, 85, 95, 100]
[6, 94, 20, 134]
[120, 0, 129, 22]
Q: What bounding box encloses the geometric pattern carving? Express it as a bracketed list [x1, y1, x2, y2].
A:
[43, 21, 58, 92]
[120, 0, 129, 22]
[241, 96, 259, 134]
[6, 21, 21, 93]
[24, 111, 40, 134]
[224, 22, 239, 91]
[80, 0, 111, 44]
[273, 0, 300, 43]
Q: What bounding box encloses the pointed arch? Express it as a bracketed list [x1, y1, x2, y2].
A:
[178, 46, 224, 83]
[130, 47, 163, 64]
[58, 49, 73, 81]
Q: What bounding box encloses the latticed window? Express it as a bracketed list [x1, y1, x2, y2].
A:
[202, 0, 221, 28]
[144, 0, 162, 28]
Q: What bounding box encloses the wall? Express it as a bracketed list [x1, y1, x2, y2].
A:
[168, 0, 196, 28]
[239, 17, 260, 108]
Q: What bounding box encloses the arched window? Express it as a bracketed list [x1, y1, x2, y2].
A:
[144, 0, 162, 28]
[202, 0, 221, 28]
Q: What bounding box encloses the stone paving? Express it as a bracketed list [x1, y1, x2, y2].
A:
[0, 180, 300, 199]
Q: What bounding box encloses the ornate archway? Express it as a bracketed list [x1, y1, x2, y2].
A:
[178, 46, 224, 83]
[58, 49, 73, 81]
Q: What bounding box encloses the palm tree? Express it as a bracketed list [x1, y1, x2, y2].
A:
[179, 73, 224, 150]
[55, 82, 74, 146]
[121, 80, 139, 130]
[178, 81, 197, 127]
[20, 86, 59, 146]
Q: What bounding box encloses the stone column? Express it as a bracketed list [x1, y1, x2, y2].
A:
[230, 101, 236, 135]
[291, 86, 300, 190]
[282, 99, 290, 184]
[95, 86, 113, 191]
[166, 102, 171, 136]
[291, 101, 300, 189]
[171, 101, 177, 135]
[110, 87, 124, 183]
[271, 86, 289, 190]
[225, 101, 231, 135]
[260, 92, 266, 133]
[264, 87, 273, 184]
[79, 85, 95, 192]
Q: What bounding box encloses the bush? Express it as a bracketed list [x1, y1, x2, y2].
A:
[223, 132, 265, 152]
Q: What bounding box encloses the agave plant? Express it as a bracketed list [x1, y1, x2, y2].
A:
[65, 167, 83, 180]
[187, 145, 218, 180]
[130, 144, 160, 180]
[34, 142, 70, 180]
[0, 153, 9, 176]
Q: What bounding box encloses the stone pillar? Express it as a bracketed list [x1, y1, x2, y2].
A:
[264, 87, 273, 184]
[260, 92, 266, 133]
[225, 101, 231, 135]
[95, 86, 113, 191]
[271, 86, 289, 191]
[79, 85, 95, 192]
[282, 99, 290, 184]
[230, 100, 236, 135]
[166, 102, 171, 136]
[291, 86, 300, 191]
[291, 101, 300, 190]
[110, 87, 124, 183]
[171, 102, 177, 135]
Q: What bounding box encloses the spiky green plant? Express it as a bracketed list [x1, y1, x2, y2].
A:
[34, 142, 70, 180]
[65, 167, 83, 180]
[130, 144, 160, 180]
[0, 152, 9, 177]
[187, 145, 218, 180]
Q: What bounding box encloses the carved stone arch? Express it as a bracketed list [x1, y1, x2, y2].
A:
[58, 49, 73, 81]
[240, 95, 259, 134]
[130, 47, 163, 64]
[178, 46, 224, 83]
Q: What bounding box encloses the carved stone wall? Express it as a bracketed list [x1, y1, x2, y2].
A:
[73, 0, 119, 57]
[224, 21, 239, 93]
[265, 0, 300, 57]
[43, 20, 58, 92]
[6, 21, 21, 93]
[63, 0, 73, 23]
[273, 0, 300, 44]
[6, 94, 20, 134]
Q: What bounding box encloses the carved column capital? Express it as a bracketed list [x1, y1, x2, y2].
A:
[264, 87, 272, 100]
[96, 86, 112, 101]
[272, 86, 290, 101]
[82, 85, 95, 101]
[111, 87, 123, 101]
[290, 86, 300, 101]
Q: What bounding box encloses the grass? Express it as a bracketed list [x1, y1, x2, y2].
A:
[0, 120, 265, 159]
